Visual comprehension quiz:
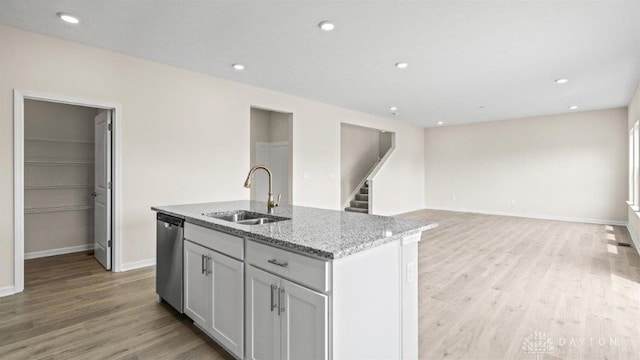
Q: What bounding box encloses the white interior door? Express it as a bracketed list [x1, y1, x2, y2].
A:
[254, 142, 288, 205]
[94, 110, 112, 270]
[254, 143, 271, 203]
[270, 144, 289, 206]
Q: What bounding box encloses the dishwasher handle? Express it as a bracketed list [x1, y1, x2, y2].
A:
[157, 213, 184, 227]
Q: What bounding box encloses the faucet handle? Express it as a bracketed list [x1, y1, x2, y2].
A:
[275, 194, 282, 207]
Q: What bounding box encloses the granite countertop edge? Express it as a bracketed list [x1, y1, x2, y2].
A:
[152, 203, 437, 260]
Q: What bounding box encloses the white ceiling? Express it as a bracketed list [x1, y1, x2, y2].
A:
[1, 0, 638, 127]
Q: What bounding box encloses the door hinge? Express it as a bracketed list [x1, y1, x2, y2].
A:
[107, 182, 111, 189]
[107, 240, 112, 247]
[108, 123, 112, 131]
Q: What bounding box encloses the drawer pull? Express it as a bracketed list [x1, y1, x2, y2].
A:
[268, 258, 288, 267]
[279, 287, 285, 315]
[270, 284, 277, 312]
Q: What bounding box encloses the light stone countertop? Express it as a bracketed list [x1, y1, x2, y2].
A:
[152, 200, 437, 260]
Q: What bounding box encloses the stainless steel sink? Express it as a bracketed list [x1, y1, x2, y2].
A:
[203, 210, 290, 225]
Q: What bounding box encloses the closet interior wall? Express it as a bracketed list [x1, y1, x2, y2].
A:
[24, 99, 97, 257]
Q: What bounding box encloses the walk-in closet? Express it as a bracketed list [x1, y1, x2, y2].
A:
[24, 99, 97, 259]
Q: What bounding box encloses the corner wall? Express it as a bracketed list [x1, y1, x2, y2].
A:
[627, 81, 640, 247]
[0, 26, 425, 289]
[424, 108, 628, 224]
[340, 123, 380, 206]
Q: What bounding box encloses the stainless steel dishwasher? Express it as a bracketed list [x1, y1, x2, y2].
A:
[156, 213, 184, 313]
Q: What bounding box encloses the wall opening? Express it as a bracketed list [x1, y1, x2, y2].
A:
[13, 90, 121, 295]
[249, 107, 293, 205]
[23, 100, 99, 263]
[341, 123, 395, 213]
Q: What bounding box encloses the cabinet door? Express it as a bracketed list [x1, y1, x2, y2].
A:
[209, 251, 244, 359]
[184, 240, 211, 328]
[246, 266, 281, 360]
[281, 279, 328, 360]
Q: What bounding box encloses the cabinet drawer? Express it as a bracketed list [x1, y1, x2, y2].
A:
[184, 223, 244, 260]
[246, 240, 330, 292]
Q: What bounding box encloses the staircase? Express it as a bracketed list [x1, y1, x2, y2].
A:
[345, 182, 369, 213]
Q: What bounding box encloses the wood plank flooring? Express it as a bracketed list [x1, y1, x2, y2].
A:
[2, 210, 640, 359]
[399, 209, 640, 360]
[0, 252, 233, 360]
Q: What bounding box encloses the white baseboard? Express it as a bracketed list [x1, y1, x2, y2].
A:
[0, 285, 16, 298]
[424, 206, 627, 226]
[626, 224, 640, 254]
[24, 244, 92, 260]
[120, 258, 156, 271]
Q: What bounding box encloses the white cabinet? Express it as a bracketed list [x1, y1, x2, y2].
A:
[184, 239, 244, 359]
[246, 265, 328, 360]
[181, 225, 420, 360]
[184, 240, 210, 328]
[281, 278, 328, 360]
[246, 265, 280, 360]
[209, 250, 244, 358]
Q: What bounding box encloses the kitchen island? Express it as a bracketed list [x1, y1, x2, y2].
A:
[152, 200, 437, 360]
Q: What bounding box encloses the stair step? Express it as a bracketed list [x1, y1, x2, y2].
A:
[345, 207, 368, 214]
[355, 194, 368, 201]
[350, 200, 368, 209]
[359, 188, 369, 194]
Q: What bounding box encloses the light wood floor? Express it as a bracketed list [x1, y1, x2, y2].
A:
[400, 209, 640, 360]
[0, 252, 233, 360]
[1, 210, 640, 359]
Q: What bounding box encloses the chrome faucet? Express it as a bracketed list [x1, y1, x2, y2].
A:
[243, 165, 281, 214]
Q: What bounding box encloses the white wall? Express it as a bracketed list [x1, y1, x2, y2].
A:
[0, 26, 426, 288]
[340, 123, 380, 205]
[627, 81, 640, 246]
[424, 108, 628, 223]
[379, 132, 393, 158]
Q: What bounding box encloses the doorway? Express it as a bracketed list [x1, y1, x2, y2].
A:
[13, 90, 122, 293]
[249, 107, 293, 205]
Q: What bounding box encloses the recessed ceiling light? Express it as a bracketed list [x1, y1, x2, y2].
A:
[437, 121, 444, 125]
[232, 63, 245, 71]
[380, 130, 387, 133]
[555, 78, 569, 84]
[569, 105, 579, 110]
[478, 106, 485, 109]
[389, 106, 398, 112]
[57, 12, 79, 24]
[318, 21, 335, 31]
[395, 62, 408, 69]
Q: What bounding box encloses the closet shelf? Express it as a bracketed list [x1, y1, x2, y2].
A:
[25, 159, 93, 166]
[25, 204, 93, 214]
[25, 137, 94, 144]
[25, 184, 93, 190]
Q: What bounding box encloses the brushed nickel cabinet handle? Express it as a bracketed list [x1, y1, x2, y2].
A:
[279, 287, 285, 315]
[268, 259, 288, 267]
[201, 254, 206, 275]
[270, 284, 277, 312]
